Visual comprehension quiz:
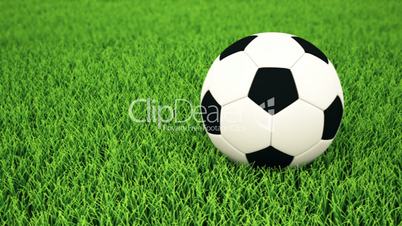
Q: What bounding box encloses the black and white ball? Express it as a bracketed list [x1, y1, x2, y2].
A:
[201, 32, 344, 167]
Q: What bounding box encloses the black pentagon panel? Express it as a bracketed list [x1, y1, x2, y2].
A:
[248, 68, 298, 115]
[246, 146, 293, 168]
[201, 91, 221, 134]
[292, 36, 328, 64]
[219, 35, 257, 60]
[322, 96, 343, 139]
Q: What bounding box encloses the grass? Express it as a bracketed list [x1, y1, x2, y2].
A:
[0, 0, 401, 225]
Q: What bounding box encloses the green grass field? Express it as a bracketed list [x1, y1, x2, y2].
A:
[1, 0, 401, 225]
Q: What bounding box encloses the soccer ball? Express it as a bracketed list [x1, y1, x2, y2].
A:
[201, 32, 344, 167]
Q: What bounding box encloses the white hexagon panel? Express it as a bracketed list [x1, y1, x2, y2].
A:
[220, 97, 272, 154]
[271, 100, 324, 156]
[201, 52, 258, 106]
[329, 61, 344, 106]
[291, 54, 344, 110]
[244, 32, 304, 68]
[290, 139, 333, 167]
[207, 133, 248, 164]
